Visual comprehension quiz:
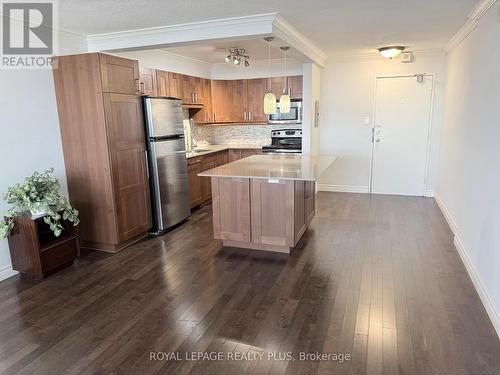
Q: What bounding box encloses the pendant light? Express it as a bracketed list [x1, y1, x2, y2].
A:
[263, 37, 277, 115]
[279, 46, 291, 113]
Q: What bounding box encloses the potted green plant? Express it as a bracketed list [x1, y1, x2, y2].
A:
[0, 168, 80, 239]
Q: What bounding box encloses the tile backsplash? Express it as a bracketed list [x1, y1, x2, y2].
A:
[182, 109, 302, 147]
[193, 123, 302, 146]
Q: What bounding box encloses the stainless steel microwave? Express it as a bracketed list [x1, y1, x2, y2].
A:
[268, 100, 302, 124]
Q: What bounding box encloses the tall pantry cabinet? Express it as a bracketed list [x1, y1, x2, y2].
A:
[53, 53, 151, 252]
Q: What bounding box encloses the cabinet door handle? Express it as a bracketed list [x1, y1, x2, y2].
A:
[249, 112, 252, 121]
[213, 112, 217, 122]
[244, 111, 247, 121]
[134, 78, 141, 94]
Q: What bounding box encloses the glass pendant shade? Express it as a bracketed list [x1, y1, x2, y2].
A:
[263, 91, 277, 115]
[378, 46, 405, 59]
[279, 92, 291, 113]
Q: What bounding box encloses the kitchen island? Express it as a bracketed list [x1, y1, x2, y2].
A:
[199, 154, 337, 254]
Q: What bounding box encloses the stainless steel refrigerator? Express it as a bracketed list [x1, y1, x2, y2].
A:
[143, 97, 191, 234]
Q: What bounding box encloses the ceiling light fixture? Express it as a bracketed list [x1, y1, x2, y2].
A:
[279, 46, 291, 114]
[263, 37, 277, 115]
[224, 48, 250, 67]
[378, 46, 405, 59]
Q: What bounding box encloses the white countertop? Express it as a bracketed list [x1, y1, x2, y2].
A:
[198, 154, 337, 181]
[186, 144, 262, 159]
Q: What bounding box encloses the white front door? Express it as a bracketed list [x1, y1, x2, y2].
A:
[370, 75, 433, 196]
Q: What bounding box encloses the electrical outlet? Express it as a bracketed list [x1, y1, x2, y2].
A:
[361, 116, 370, 125]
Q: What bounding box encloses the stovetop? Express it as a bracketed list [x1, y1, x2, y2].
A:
[262, 128, 302, 154]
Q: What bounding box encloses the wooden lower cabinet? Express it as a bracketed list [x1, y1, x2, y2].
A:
[188, 158, 203, 208]
[187, 149, 233, 207]
[211, 177, 316, 253]
[229, 148, 262, 162]
[187, 148, 261, 208]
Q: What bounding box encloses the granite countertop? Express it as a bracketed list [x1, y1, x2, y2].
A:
[186, 144, 263, 159]
[198, 154, 337, 181]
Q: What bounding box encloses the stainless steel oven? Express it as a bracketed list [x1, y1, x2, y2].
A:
[267, 100, 302, 124]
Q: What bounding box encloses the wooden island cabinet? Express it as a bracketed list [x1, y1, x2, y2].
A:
[200, 155, 337, 254]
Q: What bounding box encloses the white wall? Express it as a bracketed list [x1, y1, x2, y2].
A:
[0, 32, 88, 280]
[436, 3, 500, 336]
[302, 62, 321, 155]
[318, 53, 446, 193]
[112, 49, 212, 78]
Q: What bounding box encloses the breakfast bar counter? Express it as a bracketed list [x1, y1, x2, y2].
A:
[199, 155, 337, 254]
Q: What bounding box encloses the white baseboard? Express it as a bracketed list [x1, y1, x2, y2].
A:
[317, 184, 369, 194]
[453, 234, 500, 338]
[434, 194, 457, 234]
[435, 194, 499, 338]
[0, 264, 18, 281]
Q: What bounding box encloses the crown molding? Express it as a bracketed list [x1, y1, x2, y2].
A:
[87, 13, 276, 52]
[271, 15, 328, 67]
[445, 0, 497, 52]
[85, 13, 327, 67]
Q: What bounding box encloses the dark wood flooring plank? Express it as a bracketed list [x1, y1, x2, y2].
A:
[0, 194, 498, 375]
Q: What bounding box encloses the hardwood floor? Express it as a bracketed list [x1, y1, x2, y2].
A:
[0, 192, 499, 375]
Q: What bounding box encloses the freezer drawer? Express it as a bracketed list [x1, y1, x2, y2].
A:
[149, 137, 191, 232]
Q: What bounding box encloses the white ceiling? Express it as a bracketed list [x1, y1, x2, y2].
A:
[60, 0, 477, 56]
[158, 40, 293, 64]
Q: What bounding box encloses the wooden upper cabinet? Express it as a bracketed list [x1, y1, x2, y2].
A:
[168, 72, 183, 99]
[270, 76, 286, 97]
[139, 67, 157, 96]
[211, 80, 232, 122]
[99, 54, 140, 95]
[246, 78, 267, 122]
[181, 75, 195, 103]
[156, 70, 167, 96]
[155, 72, 302, 124]
[103, 93, 151, 242]
[181, 75, 204, 104]
[288, 75, 303, 99]
[202, 78, 212, 120]
[156, 70, 182, 99]
[192, 78, 212, 124]
[230, 80, 247, 123]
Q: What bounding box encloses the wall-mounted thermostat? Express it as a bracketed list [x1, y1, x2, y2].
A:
[401, 51, 413, 63]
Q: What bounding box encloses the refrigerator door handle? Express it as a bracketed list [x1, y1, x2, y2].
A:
[144, 150, 149, 179]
